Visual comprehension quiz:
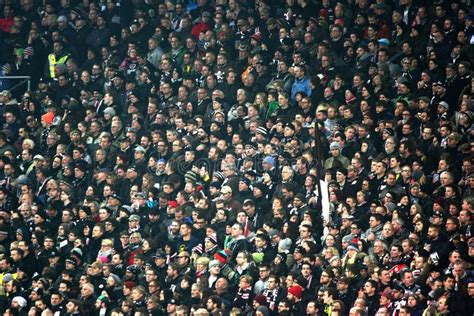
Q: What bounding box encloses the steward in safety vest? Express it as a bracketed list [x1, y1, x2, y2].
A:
[47, 41, 70, 79]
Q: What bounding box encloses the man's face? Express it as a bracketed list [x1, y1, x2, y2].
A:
[403, 272, 414, 286]
[166, 266, 176, 278]
[180, 224, 190, 236]
[369, 217, 379, 228]
[427, 227, 438, 240]
[92, 226, 102, 238]
[467, 282, 474, 297]
[267, 277, 277, 290]
[231, 225, 242, 238]
[444, 277, 455, 290]
[322, 291, 332, 304]
[363, 282, 374, 295]
[10, 250, 21, 262]
[51, 294, 62, 306]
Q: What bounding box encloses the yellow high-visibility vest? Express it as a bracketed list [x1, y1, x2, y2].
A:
[48, 54, 69, 78]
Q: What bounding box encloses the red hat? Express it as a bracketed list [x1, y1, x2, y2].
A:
[167, 201, 178, 208]
[254, 295, 267, 306]
[123, 281, 136, 290]
[288, 285, 303, 299]
[41, 112, 54, 125]
[251, 32, 262, 42]
[433, 197, 445, 209]
[319, 9, 329, 20]
[381, 288, 393, 300]
[214, 250, 229, 264]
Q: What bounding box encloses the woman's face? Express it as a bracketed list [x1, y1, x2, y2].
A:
[85, 186, 94, 196]
[196, 261, 207, 271]
[78, 208, 87, 219]
[142, 176, 149, 187]
[400, 196, 409, 205]
[272, 199, 282, 209]
[449, 204, 459, 216]
[325, 235, 335, 246]
[262, 173, 270, 182]
[99, 208, 109, 220]
[131, 289, 143, 301]
[60, 191, 69, 201]
[274, 256, 282, 265]
[361, 87, 369, 97]
[107, 276, 116, 287]
[180, 278, 189, 289]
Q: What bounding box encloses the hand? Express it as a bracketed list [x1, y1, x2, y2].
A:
[196, 144, 205, 151]
[452, 269, 460, 281]
[367, 232, 375, 241]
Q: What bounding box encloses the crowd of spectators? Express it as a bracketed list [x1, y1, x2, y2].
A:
[0, 0, 473, 315]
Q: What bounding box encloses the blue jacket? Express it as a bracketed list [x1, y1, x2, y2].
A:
[291, 75, 311, 101]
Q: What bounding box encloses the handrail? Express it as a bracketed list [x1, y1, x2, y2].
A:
[0, 76, 32, 93]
